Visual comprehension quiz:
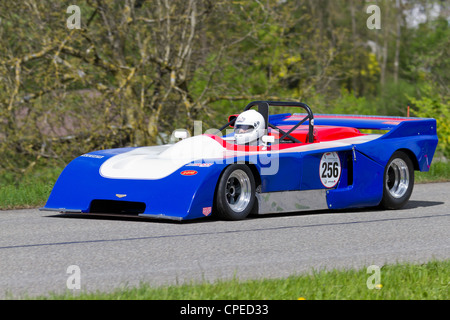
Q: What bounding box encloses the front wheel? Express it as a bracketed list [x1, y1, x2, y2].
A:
[215, 165, 256, 220]
[380, 151, 414, 209]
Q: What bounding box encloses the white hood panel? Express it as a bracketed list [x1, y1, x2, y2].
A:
[99, 135, 225, 180]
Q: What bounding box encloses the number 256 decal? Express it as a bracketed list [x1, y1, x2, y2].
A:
[319, 152, 341, 188]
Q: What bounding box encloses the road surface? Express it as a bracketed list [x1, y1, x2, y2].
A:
[0, 182, 449, 298]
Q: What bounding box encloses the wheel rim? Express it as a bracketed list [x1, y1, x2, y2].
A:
[386, 158, 410, 199]
[225, 169, 252, 212]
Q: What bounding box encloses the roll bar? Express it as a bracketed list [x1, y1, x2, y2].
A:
[218, 101, 315, 144]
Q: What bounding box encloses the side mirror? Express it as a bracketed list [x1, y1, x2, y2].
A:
[173, 130, 189, 140]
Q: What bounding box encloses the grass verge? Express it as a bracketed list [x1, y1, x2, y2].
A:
[415, 160, 450, 183]
[39, 260, 449, 300]
[0, 165, 62, 210]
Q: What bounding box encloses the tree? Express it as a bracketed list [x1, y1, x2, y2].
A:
[0, 0, 219, 173]
[1, 0, 448, 177]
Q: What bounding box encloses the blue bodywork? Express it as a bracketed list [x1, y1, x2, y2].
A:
[42, 112, 438, 220]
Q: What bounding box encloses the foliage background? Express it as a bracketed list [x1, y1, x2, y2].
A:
[0, 0, 448, 180]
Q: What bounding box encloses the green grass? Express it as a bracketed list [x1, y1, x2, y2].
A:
[39, 260, 449, 300]
[416, 160, 450, 183]
[0, 165, 62, 210]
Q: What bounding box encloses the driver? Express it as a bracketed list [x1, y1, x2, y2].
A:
[234, 110, 266, 145]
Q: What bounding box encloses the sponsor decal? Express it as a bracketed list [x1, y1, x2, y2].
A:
[319, 152, 341, 188]
[185, 162, 214, 168]
[202, 207, 212, 216]
[180, 170, 198, 176]
[81, 154, 104, 159]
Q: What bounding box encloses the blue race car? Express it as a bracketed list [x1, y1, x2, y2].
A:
[41, 101, 438, 220]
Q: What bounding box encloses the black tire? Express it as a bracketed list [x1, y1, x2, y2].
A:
[215, 164, 256, 220]
[380, 151, 414, 209]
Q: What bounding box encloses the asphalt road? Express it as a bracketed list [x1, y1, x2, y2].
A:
[1, 182, 449, 298]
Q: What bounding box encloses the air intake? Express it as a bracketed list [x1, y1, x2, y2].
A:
[89, 200, 146, 215]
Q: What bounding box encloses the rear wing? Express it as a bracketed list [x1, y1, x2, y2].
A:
[276, 113, 433, 131]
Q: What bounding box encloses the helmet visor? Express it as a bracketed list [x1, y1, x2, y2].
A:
[235, 124, 254, 134]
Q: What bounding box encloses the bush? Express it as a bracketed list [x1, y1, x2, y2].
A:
[408, 87, 449, 159]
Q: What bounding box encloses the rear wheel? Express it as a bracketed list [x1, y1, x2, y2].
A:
[215, 165, 256, 220]
[380, 151, 414, 209]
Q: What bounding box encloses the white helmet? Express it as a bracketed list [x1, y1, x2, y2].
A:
[234, 110, 266, 145]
